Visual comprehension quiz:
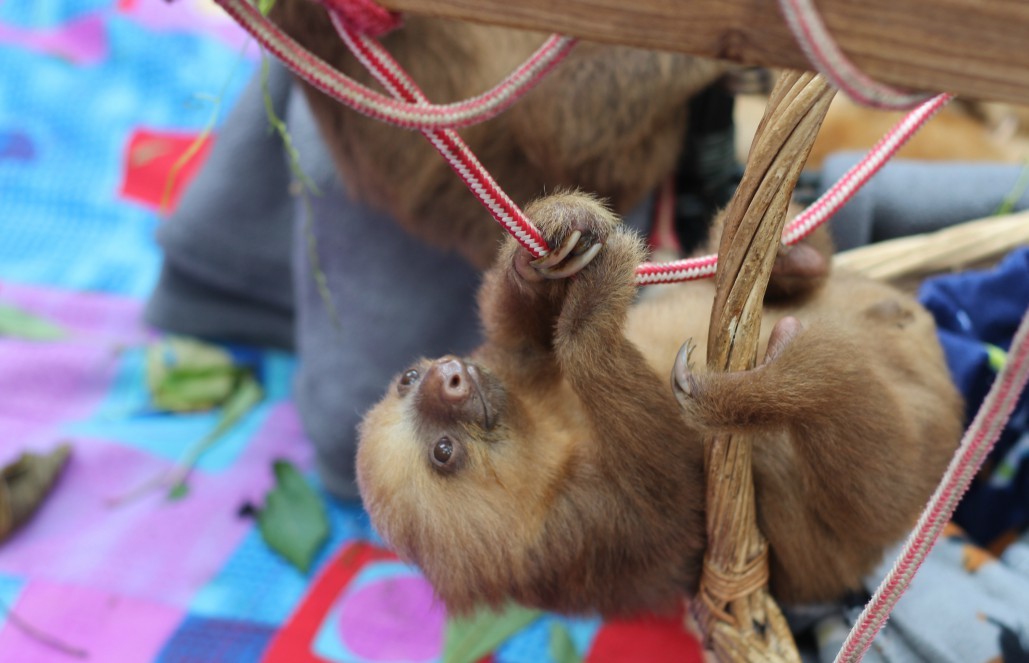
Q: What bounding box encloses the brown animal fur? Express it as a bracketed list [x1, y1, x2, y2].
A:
[356, 192, 963, 617]
[269, 2, 726, 268]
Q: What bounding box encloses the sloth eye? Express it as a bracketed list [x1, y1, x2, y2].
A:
[398, 369, 420, 395]
[431, 436, 454, 467]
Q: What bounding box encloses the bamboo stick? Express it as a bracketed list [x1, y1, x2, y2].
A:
[836, 210, 1029, 288]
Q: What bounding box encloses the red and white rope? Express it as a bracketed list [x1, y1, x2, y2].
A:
[641, 92, 953, 284]
[782, 92, 953, 245]
[332, 14, 551, 257]
[836, 306, 1029, 662]
[214, 0, 576, 131]
[219, 0, 952, 283]
[776, 0, 933, 110]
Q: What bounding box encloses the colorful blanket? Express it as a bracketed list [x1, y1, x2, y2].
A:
[3, 2, 1029, 662]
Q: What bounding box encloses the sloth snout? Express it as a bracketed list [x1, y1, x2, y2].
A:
[430, 357, 472, 404]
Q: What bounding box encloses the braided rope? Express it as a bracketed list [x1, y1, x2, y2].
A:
[782, 92, 952, 245]
[333, 14, 550, 257]
[336, 16, 950, 283]
[214, 0, 576, 131]
[836, 306, 1029, 662]
[221, 0, 951, 282]
[776, 0, 932, 110]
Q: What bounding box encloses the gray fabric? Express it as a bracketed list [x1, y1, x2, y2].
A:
[145, 262, 293, 349]
[143, 61, 296, 348]
[822, 153, 1029, 251]
[286, 88, 484, 499]
[805, 531, 1029, 661]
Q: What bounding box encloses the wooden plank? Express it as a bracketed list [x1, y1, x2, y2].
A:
[378, 0, 1029, 106]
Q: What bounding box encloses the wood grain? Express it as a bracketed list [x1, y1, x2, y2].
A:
[689, 71, 835, 661]
[379, 0, 1029, 105]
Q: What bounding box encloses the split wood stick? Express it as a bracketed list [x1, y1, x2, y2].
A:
[691, 70, 835, 662]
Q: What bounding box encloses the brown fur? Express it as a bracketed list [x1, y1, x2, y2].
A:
[269, 2, 726, 268]
[356, 192, 964, 617]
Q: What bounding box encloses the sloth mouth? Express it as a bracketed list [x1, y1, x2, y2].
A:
[464, 363, 495, 431]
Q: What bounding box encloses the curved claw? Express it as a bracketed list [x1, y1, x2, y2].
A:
[530, 230, 582, 270]
[671, 338, 697, 408]
[536, 242, 603, 279]
[764, 316, 804, 364]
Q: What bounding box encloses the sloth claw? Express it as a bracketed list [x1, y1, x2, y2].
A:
[530, 229, 603, 280]
[671, 338, 698, 406]
[530, 230, 582, 270]
[536, 242, 603, 279]
[764, 316, 804, 364]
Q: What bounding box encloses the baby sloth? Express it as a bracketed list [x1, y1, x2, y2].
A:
[356, 192, 963, 617]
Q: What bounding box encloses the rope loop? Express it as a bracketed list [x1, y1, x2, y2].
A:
[776, 0, 933, 110]
[219, 0, 951, 284]
[215, 0, 575, 131]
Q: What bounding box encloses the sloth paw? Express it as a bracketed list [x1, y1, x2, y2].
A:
[763, 316, 804, 363]
[515, 195, 614, 282]
[671, 337, 700, 404]
[671, 317, 804, 427]
[766, 241, 830, 301]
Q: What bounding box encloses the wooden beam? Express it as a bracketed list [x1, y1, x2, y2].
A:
[378, 0, 1029, 106]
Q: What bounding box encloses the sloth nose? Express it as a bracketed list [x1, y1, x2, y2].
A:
[431, 357, 472, 403]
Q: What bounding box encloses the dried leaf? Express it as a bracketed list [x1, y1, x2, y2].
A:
[443, 604, 542, 663]
[257, 460, 329, 573]
[549, 623, 582, 663]
[0, 444, 72, 543]
[0, 305, 66, 341]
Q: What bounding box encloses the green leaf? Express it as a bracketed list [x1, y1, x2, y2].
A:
[165, 374, 264, 493]
[167, 483, 189, 501]
[258, 0, 276, 16]
[146, 337, 242, 412]
[986, 343, 1009, 372]
[443, 604, 543, 663]
[0, 305, 66, 341]
[995, 160, 1029, 216]
[257, 460, 329, 573]
[549, 623, 582, 663]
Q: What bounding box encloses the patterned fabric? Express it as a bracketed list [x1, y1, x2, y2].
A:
[2, 2, 1027, 661]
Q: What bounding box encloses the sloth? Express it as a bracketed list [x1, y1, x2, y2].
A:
[355, 192, 963, 617]
[270, 0, 727, 267]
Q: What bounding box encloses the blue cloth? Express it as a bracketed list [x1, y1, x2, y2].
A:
[919, 248, 1029, 546]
